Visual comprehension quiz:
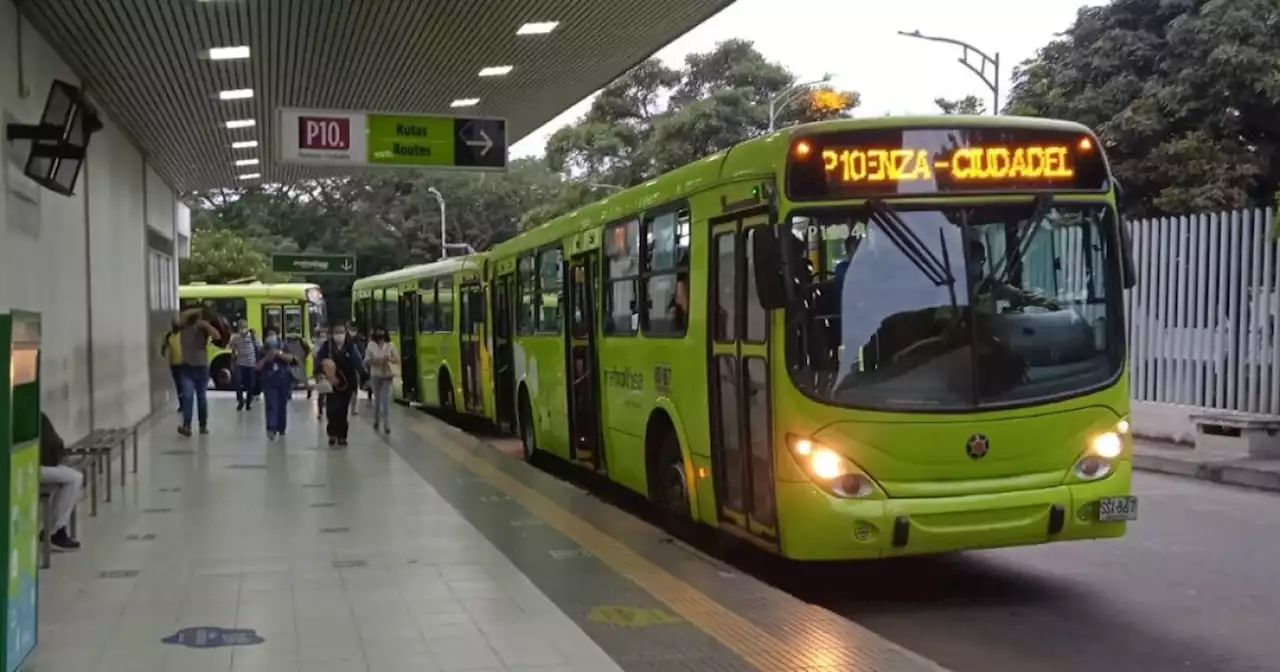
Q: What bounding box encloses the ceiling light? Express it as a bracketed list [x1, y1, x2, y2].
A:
[516, 21, 559, 35]
[225, 119, 256, 129]
[479, 65, 513, 77]
[231, 140, 258, 149]
[238, 173, 261, 181]
[450, 98, 480, 108]
[235, 158, 259, 167]
[204, 46, 250, 60]
[219, 88, 254, 100]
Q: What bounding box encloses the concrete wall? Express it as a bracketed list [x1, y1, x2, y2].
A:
[0, 4, 179, 438]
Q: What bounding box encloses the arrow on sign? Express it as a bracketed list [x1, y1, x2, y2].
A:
[464, 129, 493, 156]
[341, 259, 353, 271]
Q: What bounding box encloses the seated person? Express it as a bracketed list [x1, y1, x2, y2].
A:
[39, 413, 83, 550]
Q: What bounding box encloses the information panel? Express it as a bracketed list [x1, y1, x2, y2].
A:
[277, 108, 507, 171]
[786, 125, 1110, 200]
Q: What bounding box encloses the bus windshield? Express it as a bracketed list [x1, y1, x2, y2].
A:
[785, 201, 1125, 411]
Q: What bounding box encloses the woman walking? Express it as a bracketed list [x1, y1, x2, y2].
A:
[315, 322, 365, 447]
[364, 326, 400, 435]
[256, 329, 297, 441]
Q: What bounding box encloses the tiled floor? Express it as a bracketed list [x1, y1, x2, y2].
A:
[23, 393, 624, 672]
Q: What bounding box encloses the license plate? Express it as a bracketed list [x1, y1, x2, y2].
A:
[1097, 496, 1138, 522]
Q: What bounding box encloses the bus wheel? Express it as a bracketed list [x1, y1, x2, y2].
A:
[519, 393, 537, 463]
[211, 358, 233, 391]
[653, 433, 691, 528]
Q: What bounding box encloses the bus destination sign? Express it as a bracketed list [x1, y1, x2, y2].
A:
[786, 126, 1110, 200]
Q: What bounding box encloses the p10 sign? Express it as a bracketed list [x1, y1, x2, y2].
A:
[298, 116, 350, 150]
[278, 108, 366, 166]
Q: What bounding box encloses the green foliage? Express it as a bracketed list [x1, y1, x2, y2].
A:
[935, 95, 986, 115]
[180, 227, 284, 284]
[1006, 0, 1280, 217]
[546, 39, 859, 185]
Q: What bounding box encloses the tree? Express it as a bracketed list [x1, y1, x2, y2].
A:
[935, 95, 986, 115]
[1006, 0, 1280, 217]
[180, 227, 284, 284]
[546, 39, 860, 184]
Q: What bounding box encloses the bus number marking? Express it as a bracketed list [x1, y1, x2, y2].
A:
[654, 365, 672, 394]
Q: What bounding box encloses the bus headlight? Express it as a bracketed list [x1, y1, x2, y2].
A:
[789, 436, 877, 499]
[1072, 419, 1129, 481]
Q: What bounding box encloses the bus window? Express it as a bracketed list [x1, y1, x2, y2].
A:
[604, 219, 640, 335]
[438, 278, 454, 333]
[537, 248, 562, 333]
[308, 300, 326, 339]
[384, 293, 400, 332]
[420, 282, 437, 332]
[263, 305, 283, 334]
[643, 208, 691, 335]
[284, 305, 304, 336]
[517, 256, 536, 335]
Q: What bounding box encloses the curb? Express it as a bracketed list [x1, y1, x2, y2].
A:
[1134, 453, 1280, 493]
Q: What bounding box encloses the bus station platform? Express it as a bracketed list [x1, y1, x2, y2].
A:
[24, 396, 948, 672]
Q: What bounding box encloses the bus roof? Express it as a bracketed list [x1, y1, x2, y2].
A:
[487, 115, 1100, 258]
[352, 256, 483, 291]
[179, 282, 321, 299]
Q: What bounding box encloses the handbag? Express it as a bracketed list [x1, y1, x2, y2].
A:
[312, 377, 333, 394]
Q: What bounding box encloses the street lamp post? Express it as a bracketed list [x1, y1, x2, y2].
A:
[426, 186, 447, 259]
[768, 75, 832, 132]
[897, 29, 1000, 114]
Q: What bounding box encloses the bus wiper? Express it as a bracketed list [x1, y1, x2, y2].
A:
[992, 194, 1054, 287]
[865, 198, 955, 288]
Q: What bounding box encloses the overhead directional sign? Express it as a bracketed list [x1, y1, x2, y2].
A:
[271, 253, 357, 276]
[277, 108, 507, 171]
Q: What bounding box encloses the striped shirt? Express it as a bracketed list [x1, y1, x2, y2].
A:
[229, 331, 260, 366]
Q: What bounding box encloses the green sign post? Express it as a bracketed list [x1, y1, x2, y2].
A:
[271, 253, 357, 276]
[0, 310, 40, 671]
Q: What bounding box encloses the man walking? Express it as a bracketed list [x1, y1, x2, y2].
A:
[228, 319, 261, 411]
[175, 305, 222, 436]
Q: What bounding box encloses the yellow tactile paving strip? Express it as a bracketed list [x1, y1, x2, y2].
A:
[408, 420, 952, 672]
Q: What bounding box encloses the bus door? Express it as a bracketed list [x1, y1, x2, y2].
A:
[492, 273, 518, 433]
[398, 292, 420, 402]
[459, 283, 486, 415]
[707, 214, 778, 543]
[566, 251, 604, 472]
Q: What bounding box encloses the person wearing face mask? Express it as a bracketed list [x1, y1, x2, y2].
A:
[363, 326, 400, 435]
[314, 322, 366, 447]
[228, 318, 262, 411]
[255, 329, 297, 440]
[308, 328, 328, 416]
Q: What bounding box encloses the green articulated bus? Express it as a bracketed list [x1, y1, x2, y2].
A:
[352, 257, 491, 418]
[363, 115, 1140, 561]
[179, 282, 327, 390]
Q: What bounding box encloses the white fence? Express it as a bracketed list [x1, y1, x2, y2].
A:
[1125, 206, 1280, 425]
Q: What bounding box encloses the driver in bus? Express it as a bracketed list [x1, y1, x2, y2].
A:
[966, 239, 1060, 312]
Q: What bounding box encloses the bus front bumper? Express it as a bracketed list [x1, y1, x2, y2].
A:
[775, 461, 1134, 561]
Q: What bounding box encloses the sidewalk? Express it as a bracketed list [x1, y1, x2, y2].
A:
[1134, 439, 1280, 493]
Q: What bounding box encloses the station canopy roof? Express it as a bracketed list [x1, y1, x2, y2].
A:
[18, 0, 735, 193]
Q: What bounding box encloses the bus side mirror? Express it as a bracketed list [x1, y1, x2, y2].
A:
[752, 225, 787, 310]
[1119, 220, 1137, 289]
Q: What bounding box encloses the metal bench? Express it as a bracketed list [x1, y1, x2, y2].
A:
[1190, 411, 1280, 459]
[67, 428, 130, 505]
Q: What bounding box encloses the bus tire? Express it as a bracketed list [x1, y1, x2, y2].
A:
[518, 389, 538, 463]
[210, 356, 234, 392]
[648, 419, 691, 529]
[438, 369, 455, 417]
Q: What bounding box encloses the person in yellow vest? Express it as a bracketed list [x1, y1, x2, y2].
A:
[160, 322, 184, 411]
